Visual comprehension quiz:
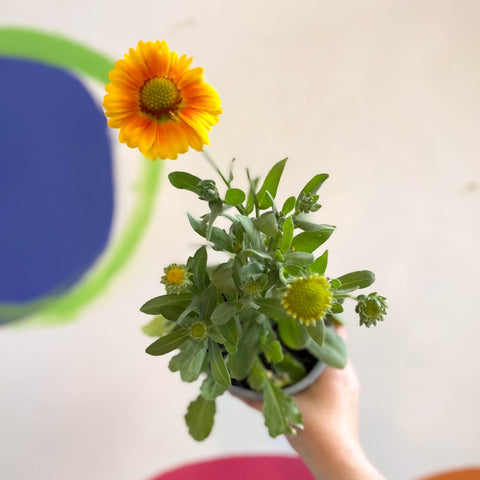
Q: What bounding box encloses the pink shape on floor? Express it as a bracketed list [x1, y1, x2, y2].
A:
[150, 455, 315, 480]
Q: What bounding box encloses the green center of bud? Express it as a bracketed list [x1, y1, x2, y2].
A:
[140, 77, 181, 117]
[190, 322, 207, 340]
[356, 292, 388, 328]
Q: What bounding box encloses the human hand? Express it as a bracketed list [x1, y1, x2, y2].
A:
[242, 326, 384, 480]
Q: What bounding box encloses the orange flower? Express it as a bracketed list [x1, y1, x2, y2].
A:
[104, 41, 222, 160]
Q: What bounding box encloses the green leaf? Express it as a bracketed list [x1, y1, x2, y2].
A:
[283, 265, 304, 277]
[293, 217, 335, 234]
[215, 317, 241, 348]
[264, 339, 284, 364]
[279, 216, 294, 254]
[188, 214, 234, 252]
[185, 395, 216, 441]
[140, 293, 193, 316]
[199, 285, 219, 321]
[330, 279, 341, 289]
[208, 339, 231, 388]
[214, 324, 240, 355]
[281, 196, 296, 215]
[333, 270, 375, 293]
[241, 261, 264, 277]
[245, 173, 259, 214]
[300, 173, 329, 196]
[260, 322, 284, 364]
[141, 315, 173, 337]
[210, 262, 238, 295]
[224, 188, 246, 205]
[169, 340, 207, 382]
[255, 297, 292, 321]
[189, 246, 209, 291]
[175, 297, 199, 325]
[278, 317, 310, 350]
[263, 378, 303, 437]
[228, 321, 260, 380]
[253, 212, 278, 237]
[273, 353, 307, 384]
[231, 257, 243, 290]
[208, 227, 234, 252]
[306, 327, 347, 368]
[239, 249, 272, 261]
[168, 171, 201, 193]
[145, 328, 189, 356]
[291, 230, 333, 253]
[207, 326, 226, 344]
[158, 305, 187, 321]
[237, 215, 264, 251]
[306, 320, 326, 346]
[307, 250, 328, 275]
[210, 301, 242, 325]
[284, 252, 314, 267]
[257, 158, 288, 209]
[330, 303, 344, 313]
[200, 375, 229, 400]
[187, 213, 207, 237]
[247, 358, 266, 392]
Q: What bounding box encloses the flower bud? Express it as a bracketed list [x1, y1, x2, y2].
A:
[355, 292, 388, 327]
[189, 322, 208, 340]
[161, 264, 192, 294]
[297, 192, 321, 213]
[197, 179, 219, 202]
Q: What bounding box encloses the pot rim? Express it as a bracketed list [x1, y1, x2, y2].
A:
[229, 359, 326, 401]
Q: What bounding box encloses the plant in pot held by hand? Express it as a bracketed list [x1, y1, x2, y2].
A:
[104, 40, 388, 442]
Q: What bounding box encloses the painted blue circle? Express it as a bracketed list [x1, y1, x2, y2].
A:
[0, 58, 113, 304]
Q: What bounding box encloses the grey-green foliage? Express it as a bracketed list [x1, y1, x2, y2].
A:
[141, 159, 387, 441]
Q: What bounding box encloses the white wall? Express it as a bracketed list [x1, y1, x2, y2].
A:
[1, 1, 480, 479]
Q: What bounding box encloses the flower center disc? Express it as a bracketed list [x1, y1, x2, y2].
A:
[282, 275, 332, 325]
[139, 77, 181, 118]
[166, 267, 185, 284]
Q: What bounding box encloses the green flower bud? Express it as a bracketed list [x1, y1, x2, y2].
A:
[161, 264, 192, 294]
[197, 179, 219, 201]
[297, 192, 321, 213]
[189, 322, 208, 340]
[355, 292, 387, 327]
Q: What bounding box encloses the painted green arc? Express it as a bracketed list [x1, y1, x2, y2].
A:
[0, 27, 162, 325]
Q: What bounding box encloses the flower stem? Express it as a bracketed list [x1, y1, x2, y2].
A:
[201, 149, 230, 188]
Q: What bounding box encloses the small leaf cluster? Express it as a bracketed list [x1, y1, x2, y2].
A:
[141, 158, 387, 441]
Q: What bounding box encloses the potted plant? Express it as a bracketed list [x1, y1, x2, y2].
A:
[103, 40, 387, 442]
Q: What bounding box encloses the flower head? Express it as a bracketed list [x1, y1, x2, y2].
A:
[282, 274, 332, 325]
[104, 41, 222, 160]
[161, 264, 192, 294]
[189, 322, 208, 340]
[355, 292, 387, 327]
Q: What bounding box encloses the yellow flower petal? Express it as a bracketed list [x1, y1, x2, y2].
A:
[104, 40, 221, 160]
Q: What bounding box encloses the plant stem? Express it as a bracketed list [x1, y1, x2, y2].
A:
[246, 168, 260, 218]
[201, 149, 230, 188]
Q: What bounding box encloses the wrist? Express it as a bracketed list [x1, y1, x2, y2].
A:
[288, 431, 384, 480]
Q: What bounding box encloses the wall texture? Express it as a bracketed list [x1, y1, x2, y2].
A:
[1, 1, 479, 479]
